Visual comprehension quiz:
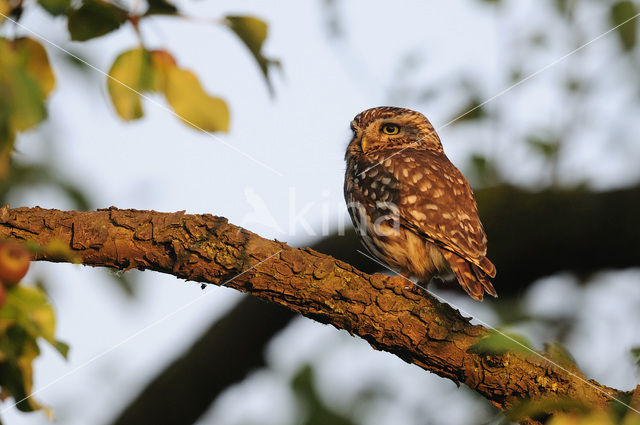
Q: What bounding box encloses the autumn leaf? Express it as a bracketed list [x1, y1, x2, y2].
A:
[163, 67, 229, 132]
[0, 37, 55, 148]
[107, 48, 153, 120]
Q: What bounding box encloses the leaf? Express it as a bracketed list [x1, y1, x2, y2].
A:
[4, 286, 56, 342]
[610, 1, 638, 52]
[37, 0, 71, 16]
[631, 347, 640, 366]
[144, 0, 177, 16]
[67, 0, 129, 42]
[163, 67, 229, 132]
[149, 49, 176, 92]
[107, 48, 153, 120]
[53, 340, 70, 358]
[225, 15, 279, 93]
[547, 411, 616, 425]
[506, 396, 591, 422]
[554, 0, 573, 15]
[0, 0, 10, 23]
[0, 326, 55, 414]
[0, 37, 55, 149]
[467, 154, 500, 187]
[0, 286, 68, 356]
[450, 96, 487, 123]
[11, 38, 56, 97]
[0, 332, 42, 412]
[469, 330, 535, 356]
[108, 48, 228, 131]
[544, 342, 579, 372]
[527, 135, 560, 160]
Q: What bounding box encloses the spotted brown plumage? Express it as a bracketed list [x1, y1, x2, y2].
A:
[344, 106, 497, 300]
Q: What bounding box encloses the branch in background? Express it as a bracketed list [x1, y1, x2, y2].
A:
[106, 184, 640, 424]
[111, 296, 293, 425]
[315, 185, 640, 295]
[0, 205, 628, 424]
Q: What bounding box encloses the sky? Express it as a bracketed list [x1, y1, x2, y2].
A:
[2, 0, 640, 424]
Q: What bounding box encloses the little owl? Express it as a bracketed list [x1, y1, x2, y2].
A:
[344, 106, 497, 300]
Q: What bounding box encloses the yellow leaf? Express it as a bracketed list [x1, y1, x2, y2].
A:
[164, 68, 229, 132]
[0, 37, 50, 142]
[107, 48, 153, 121]
[149, 49, 176, 92]
[12, 38, 56, 97]
[0, 0, 9, 23]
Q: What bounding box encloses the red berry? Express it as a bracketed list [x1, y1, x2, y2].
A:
[0, 241, 31, 286]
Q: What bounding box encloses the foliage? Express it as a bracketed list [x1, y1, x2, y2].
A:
[0, 0, 279, 416]
[469, 330, 535, 356]
[0, 0, 279, 147]
[0, 37, 55, 153]
[0, 256, 67, 415]
[610, 1, 639, 52]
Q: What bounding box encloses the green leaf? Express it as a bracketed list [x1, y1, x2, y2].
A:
[3, 286, 56, 342]
[507, 396, 591, 423]
[469, 330, 535, 356]
[1, 286, 68, 356]
[450, 96, 487, 123]
[225, 15, 279, 93]
[554, 0, 573, 15]
[0, 333, 43, 412]
[53, 340, 70, 358]
[144, 0, 177, 16]
[631, 347, 640, 366]
[527, 135, 560, 160]
[544, 341, 579, 371]
[467, 154, 500, 187]
[37, 0, 71, 16]
[12, 38, 56, 97]
[610, 1, 638, 52]
[163, 67, 229, 132]
[107, 48, 153, 120]
[67, 0, 129, 42]
[0, 37, 55, 149]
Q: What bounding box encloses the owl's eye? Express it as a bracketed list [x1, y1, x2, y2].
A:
[381, 123, 400, 135]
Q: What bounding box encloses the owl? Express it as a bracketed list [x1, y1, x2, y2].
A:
[344, 106, 497, 301]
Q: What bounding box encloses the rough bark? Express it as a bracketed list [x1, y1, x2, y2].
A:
[0, 205, 628, 422]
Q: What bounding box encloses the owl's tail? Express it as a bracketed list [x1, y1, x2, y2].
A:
[441, 251, 497, 301]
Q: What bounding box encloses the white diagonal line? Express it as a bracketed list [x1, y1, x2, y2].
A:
[358, 11, 640, 177]
[0, 250, 281, 413]
[356, 249, 638, 414]
[0, 13, 283, 177]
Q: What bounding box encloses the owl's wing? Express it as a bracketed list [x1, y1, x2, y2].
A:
[391, 150, 495, 278]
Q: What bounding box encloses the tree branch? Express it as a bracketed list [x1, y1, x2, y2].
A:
[0, 205, 627, 422]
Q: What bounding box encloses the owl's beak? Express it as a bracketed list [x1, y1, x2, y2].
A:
[350, 121, 367, 152]
[360, 137, 370, 153]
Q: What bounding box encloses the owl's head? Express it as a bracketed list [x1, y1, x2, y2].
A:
[347, 107, 443, 156]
